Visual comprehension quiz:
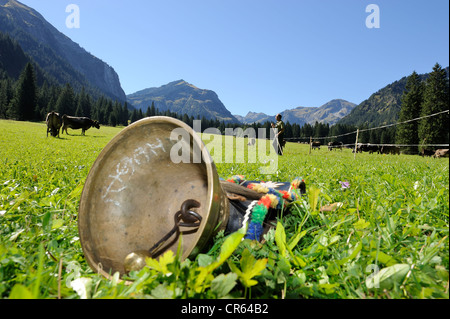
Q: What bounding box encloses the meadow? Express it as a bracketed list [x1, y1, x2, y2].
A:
[0, 119, 448, 299]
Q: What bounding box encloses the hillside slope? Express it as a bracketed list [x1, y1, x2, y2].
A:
[0, 0, 126, 101]
[338, 67, 449, 127]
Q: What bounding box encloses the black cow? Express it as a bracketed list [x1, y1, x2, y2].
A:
[368, 144, 381, 154]
[381, 145, 400, 155]
[355, 144, 365, 153]
[46, 111, 62, 137]
[328, 141, 343, 151]
[62, 115, 100, 135]
[421, 148, 435, 157]
[311, 141, 321, 150]
[356, 143, 380, 154]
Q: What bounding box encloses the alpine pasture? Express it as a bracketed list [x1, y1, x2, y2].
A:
[0, 119, 448, 299]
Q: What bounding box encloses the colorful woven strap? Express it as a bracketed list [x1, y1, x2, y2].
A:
[226, 175, 304, 241]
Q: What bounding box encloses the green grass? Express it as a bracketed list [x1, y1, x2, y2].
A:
[0, 119, 448, 299]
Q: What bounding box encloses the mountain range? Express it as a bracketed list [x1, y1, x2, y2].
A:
[0, 0, 126, 102]
[126, 82, 356, 125]
[234, 99, 356, 126]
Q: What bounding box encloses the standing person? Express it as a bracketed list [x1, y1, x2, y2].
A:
[271, 113, 285, 155]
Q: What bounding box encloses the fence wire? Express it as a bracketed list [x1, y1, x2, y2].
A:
[285, 109, 449, 150]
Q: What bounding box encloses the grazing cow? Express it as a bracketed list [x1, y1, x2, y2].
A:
[421, 148, 435, 157]
[355, 143, 367, 153]
[369, 145, 380, 154]
[433, 149, 449, 158]
[311, 141, 321, 150]
[356, 144, 380, 154]
[62, 115, 100, 135]
[381, 145, 400, 155]
[46, 111, 62, 137]
[328, 141, 343, 151]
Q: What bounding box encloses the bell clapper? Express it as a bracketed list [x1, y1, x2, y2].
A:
[123, 250, 152, 273]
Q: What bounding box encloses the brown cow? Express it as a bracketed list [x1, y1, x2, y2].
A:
[311, 141, 321, 150]
[46, 111, 62, 137]
[62, 115, 100, 135]
[433, 149, 449, 158]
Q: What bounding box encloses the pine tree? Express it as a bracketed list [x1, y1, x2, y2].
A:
[109, 111, 117, 127]
[36, 81, 50, 120]
[150, 102, 156, 116]
[9, 63, 37, 121]
[121, 103, 129, 126]
[130, 109, 139, 123]
[0, 79, 13, 119]
[91, 96, 105, 122]
[301, 123, 313, 138]
[105, 100, 113, 125]
[291, 123, 300, 138]
[55, 83, 76, 116]
[145, 106, 151, 117]
[418, 63, 450, 146]
[396, 71, 424, 154]
[75, 87, 91, 117]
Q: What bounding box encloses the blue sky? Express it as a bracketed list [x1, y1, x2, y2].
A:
[17, 0, 450, 116]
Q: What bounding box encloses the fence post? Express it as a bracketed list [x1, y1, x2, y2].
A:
[309, 136, 312, 155]
[354, 129, 359, 159]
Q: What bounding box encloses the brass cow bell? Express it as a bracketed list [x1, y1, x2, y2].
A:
[78, 116, 229, 278]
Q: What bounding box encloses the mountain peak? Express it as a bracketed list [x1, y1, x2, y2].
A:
[127, 80, 239, 123]
[172, 79, 199, 90]
[1, 0, 41, 19]
[0, 0, 17, 6]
